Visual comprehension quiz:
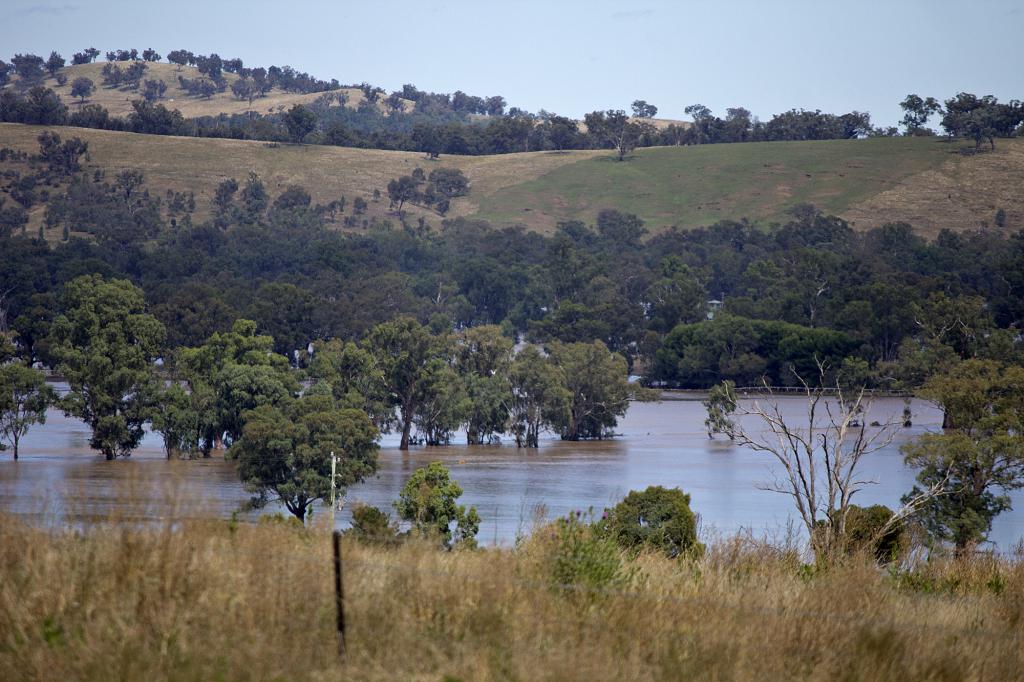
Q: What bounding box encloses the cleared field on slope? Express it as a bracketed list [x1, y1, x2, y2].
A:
[2, 122, 1021, 237]
[8, 62, 410, 118]
[0, 123, 598, 227]
[471, 137, 1022, 235]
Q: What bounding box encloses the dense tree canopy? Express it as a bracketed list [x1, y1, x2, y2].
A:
[48, 275, 165, 459]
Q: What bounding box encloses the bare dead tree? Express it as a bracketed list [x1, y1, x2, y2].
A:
[725, 362, 915, 561]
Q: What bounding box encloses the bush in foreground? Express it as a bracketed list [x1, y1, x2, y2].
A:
[600, 485, 703, 558]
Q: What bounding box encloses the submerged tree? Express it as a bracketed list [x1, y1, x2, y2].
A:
[507, 346, 570, 448]
[49, 276, 165, 459]
[455, 325, 513, 445]
[549, 340, 632, 440]
[395, 461, 480, 547]
[725, 364, 925, 562]
[0, 364, 56, 460]
[233, 391, 378, 523]
[703, 380, 737, 439]
[176, 319, 295, 450]
[902, 360, 1024, 552]
[364, 317, 441, 450]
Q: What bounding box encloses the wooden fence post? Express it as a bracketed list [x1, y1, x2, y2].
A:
[332, 530, 346, 657]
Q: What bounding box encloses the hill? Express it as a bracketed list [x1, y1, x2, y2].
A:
[0, 122, 599, 231]
[6, 62, 412, 118]
[469, 137, 1024, 236]
[1, 122, 1022, 237]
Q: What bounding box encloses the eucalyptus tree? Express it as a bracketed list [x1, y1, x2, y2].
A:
[49, 276, 165, 459]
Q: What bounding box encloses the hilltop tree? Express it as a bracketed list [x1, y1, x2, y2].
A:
[212, 177, 239, 223]
[941, 93, 1024, 150]
[631, 100, 658, 118]
[412, 124, 443, 159]
[234, 391, 379, 523]
[0, 364, 56, 460]
[70, 77, 94, 104]
[283, 104, 317, 142]
[538, 114, 581, 150]
[128, 100, 185, 135]
[142, 48, 161, 62]
[71, 48, 100, 65]
[11, 54, 45, 84]
[584, 109, 652, 161]
[49, 276, 166, 459]
[427, 167, 469, 201]
[485, 95, 506, 116]
[45, 52, 65, 77]
[167, 49, 193, 70]
[899, 94, 941, 135]
[195, 53, 223, 79]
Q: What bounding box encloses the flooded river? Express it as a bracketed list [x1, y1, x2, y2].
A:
[2, 389, 1022, 549]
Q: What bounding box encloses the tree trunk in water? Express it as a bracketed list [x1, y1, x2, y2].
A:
[400, 416, 412, 451]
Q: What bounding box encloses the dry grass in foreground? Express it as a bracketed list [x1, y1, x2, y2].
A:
[1, 513, 1022, 681]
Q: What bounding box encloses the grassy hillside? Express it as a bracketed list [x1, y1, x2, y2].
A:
[2, 121, 1021, 237]
[0, 123, 598, 229]
[471, 136, 1024, 236]
[8, 62, 411, 118]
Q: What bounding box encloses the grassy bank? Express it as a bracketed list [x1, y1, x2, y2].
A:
[1, 512, 1021, 680]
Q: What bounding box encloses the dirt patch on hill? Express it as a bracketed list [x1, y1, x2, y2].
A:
[841, 140, 1024, 237]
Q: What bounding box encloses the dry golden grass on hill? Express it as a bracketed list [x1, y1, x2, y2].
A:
[8, 62, 413, 118]
[2, 119, 1022, 238]
[1, 509, 1022, 681]
[0, 122, 599, 232]
[843, 141, 1024, 237]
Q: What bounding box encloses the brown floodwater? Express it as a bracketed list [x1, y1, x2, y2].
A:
[2, 386, 1022, 549]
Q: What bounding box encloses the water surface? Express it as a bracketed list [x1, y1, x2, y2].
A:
[2, 390, 1022, 549]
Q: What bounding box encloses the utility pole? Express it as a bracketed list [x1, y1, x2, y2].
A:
[329, 451, 337, 530]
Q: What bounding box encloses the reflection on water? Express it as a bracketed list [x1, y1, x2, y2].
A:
[2, 389, 1022, 548]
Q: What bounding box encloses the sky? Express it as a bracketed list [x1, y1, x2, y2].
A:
[2, 0, 1022, 127]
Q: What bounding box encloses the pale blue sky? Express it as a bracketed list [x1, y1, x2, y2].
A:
[2, 0, 1022, 126]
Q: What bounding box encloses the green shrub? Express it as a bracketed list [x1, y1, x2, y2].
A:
[601, 486, 702, 558]
[546, 510, 634, 593]
[845, 505, 906, 563]
[395, 462, 480, 548]
[348, 503, 399, 544]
